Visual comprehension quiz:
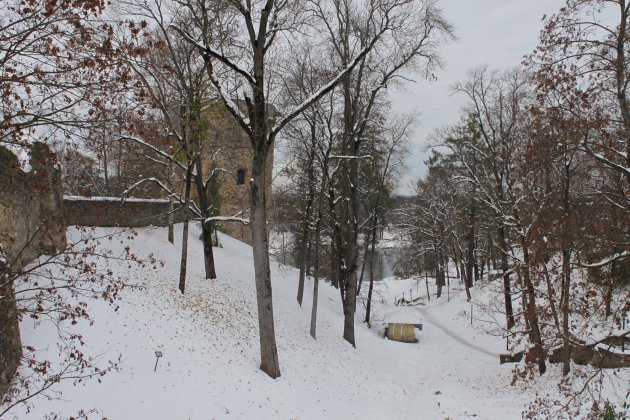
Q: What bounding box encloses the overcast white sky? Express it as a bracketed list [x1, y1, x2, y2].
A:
[391, 0, 567, 194]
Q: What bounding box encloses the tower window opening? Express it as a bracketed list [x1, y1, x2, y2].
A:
[236, 168, 246, 185]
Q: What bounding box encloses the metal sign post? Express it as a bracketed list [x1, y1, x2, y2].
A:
[154, 351, 163, 372]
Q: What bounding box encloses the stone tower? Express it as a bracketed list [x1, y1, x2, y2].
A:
[202, 103, 274, 245]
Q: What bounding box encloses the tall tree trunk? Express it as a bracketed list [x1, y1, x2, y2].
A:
[310, 204, 324, 339]
[330, 241, 340, 289]
[179, 164, 193, 294]
[296, 222, 308, 306]
[488, 231, 497, 271]
[454, 253, 461, 279]
[194, 156, 217, 280]
[521, 244, 546, 375]
[436, 261, 444, 298]
[297, 140, 317, 306]
[296, 202, 313, 306]
[365, 215, 378, 327]
[343, 270, 357, 346]
[560, 165, 573, 375]
[424, 253, 431, 301]
[251, 150, 280, 378]
[356, 224, 372, 297]
[305, 236, 312, 277]
[542, 264, 561, 332]
[561, 249, 571, 375]
[498, 225, 515, 329]
[465, 194, 476, 301]
[309, 236, 320, 339]
[614, 1, 630, 174]
[168, 196, 174, 244]
[102, 138, 109, 192]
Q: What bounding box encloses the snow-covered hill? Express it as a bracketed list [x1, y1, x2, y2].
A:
[7, 225, 628, 419]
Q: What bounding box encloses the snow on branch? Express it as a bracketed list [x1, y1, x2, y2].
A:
[169, 25, 255, 86]
[271, 30, 385, 138]
[203, 207, 251, 225]
[579, 251, 629, 268]
[119, 177, 202, 218]
[117, 135, 188, 173]
[169, 26, 253, 135]
[64, 195, 168, 204]
[582, 142, 630, 178]
[206, 74, 252, 129]
[204, 215, 250, 225]
[329, 155, 374, 160]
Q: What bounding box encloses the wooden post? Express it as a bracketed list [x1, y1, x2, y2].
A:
[470, 304, 473, 325]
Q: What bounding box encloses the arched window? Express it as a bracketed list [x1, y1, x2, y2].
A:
[236, 168, 246, 185]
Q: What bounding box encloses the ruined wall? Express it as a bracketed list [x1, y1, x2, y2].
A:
[0, 143, 66, 399]
[64, 196, 194, 228]
[0, 261, 21, 401]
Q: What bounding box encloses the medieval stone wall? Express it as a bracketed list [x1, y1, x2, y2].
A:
[0, 143, 66, 399]
[63, 196, 193, 228]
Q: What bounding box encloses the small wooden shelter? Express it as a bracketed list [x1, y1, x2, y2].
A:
[383, 309, 421, 343]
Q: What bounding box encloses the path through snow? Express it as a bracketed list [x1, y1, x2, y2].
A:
[415, 305, 498, 358]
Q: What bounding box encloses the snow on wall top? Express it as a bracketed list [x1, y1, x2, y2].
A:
[63, 195, 170, 204]
[383, 308, 421, 324]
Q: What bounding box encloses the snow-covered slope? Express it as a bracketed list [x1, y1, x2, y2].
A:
[7, 225, 627, 419]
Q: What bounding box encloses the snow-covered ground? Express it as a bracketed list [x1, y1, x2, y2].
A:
[6, 225, 629, 419]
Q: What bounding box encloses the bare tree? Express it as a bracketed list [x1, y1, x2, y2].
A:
[172, 0, 402, 378]
[362, 114, 412, 327]
[311, 0, 453, 346]
[532, 0, 630, 183]
[113, 0, 237, 283]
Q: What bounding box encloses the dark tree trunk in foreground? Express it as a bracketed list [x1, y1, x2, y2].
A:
[561, 248, 571, 375]
[464, 193, 476, 301]
[250, 149, 280, 378]
[364, 216, 378, 327]
[560, 164, 572, 376]
[498, 226, 515, 329]
[179, 164, 193, 294]
[175, 0, 391, 379]
[521, 244, 546, 375]
[310, 206, 323, 339]
[297, 133, 317, 306]
[194, 156, 217, 280]
[168, 196, 174, 244]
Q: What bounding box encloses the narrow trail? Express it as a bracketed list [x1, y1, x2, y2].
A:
[411, 289, 498, 358]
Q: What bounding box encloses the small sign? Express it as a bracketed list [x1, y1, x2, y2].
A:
[415, 324, 423, 331]
[154, 350, 163, 372]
